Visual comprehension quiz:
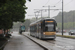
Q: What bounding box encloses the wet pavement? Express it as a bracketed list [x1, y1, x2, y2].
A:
[56, 32, 75, 36]
[23, 32, 75, 50]
[4, 32, 75, 50]
[47, 37, 75, 50]
[3, 32, 44, 50]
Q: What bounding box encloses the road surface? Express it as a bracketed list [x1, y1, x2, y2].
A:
[23, 32, 75, 50]
[56, 32, 75, 36]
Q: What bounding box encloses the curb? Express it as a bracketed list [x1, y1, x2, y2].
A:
[23, 34, 48, 50]
[56, 34, 75, 39]
[0, 40, 8, 50]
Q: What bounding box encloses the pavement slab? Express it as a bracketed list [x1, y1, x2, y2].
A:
[3, 32, 44, 50]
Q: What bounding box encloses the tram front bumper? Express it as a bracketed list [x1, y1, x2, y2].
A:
[42, 32, 56, 39]
[43, 35, 56, 39]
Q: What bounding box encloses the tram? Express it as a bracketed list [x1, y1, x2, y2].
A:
[30, 18, 57, 40]
[19, 25, 25, 34]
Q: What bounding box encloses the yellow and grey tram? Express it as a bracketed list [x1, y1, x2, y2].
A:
[30, 18, 57, 39]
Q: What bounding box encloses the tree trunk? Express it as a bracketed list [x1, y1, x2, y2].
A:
[7, 29, 8, 34]
[4, 29, 5, 34]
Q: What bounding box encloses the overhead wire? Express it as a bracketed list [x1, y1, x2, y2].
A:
[53, 0, 61, 6]
[50, 0, 62, 15]
[51, 0, 74, 14]
[43, 0, 50, 6]
[40, 0, 50, 17]
[42, 0, 61, 13]
[64, 0, 74, 7]
[57, 0, 74, 9]
[38, 0, 50, 13]
[42, 0, 74, 17]
[42, 0, 62, 17]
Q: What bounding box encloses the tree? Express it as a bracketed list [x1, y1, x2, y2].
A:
[55, 10, 75, 29]
[0, 0, 31, 33]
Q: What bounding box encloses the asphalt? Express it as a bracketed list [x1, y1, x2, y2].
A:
[22, 32, 75, 50]
[22, 32, 64, 50]
[3, 32, 44, 50]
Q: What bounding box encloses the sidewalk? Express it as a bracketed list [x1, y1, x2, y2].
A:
[3, 32, 44, 50]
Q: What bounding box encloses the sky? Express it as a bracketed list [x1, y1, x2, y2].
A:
[25, 0, 75, 19]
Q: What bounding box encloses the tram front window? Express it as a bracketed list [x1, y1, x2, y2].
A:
[21, 26, 25, 30]
[45, 24, 54, 32]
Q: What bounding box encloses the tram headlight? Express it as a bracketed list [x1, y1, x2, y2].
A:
[43, 33, 45, 34]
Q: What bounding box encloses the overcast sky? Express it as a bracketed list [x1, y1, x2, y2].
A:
[25, 0, 75, 19]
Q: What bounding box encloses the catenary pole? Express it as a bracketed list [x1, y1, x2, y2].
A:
[62, 0, 64, 36]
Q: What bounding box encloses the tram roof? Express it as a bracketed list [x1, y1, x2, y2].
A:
[30, 18, 55, 26]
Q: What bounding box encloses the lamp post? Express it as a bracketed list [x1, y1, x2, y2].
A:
[73, 11, 74, 29]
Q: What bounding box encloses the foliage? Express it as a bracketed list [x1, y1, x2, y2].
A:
[0, 0, 30, 30]
[13, 19, 30, 31]
[57, 22, 75, 29]
[55, 10, 75, 30]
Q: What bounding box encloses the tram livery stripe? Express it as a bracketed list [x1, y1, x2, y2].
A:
[43, 32, 56, 35]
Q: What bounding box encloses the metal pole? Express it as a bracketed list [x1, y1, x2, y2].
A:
[48, 5, 50, 18]
[35, 12, 37, 20]
[41, 10, 42, 19]
[73, 11, 74, 29]
[62, 0, 63, 36]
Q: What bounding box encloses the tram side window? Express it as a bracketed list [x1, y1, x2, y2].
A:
[30, 25, 36, 32]
[33, 26, 35, 32]
[30, 26, 34, 32]
[35, 25, 37, 32]
[32, 26, 34, 32]
[33, 25, 37, 32]
[30, 27, 32, 32]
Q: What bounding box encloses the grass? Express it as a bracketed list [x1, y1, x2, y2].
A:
[56, 34, 75, 39]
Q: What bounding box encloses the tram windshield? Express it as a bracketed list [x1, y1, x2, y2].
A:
[45, 24, 54, 32]
[21, 26, 25, 30]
